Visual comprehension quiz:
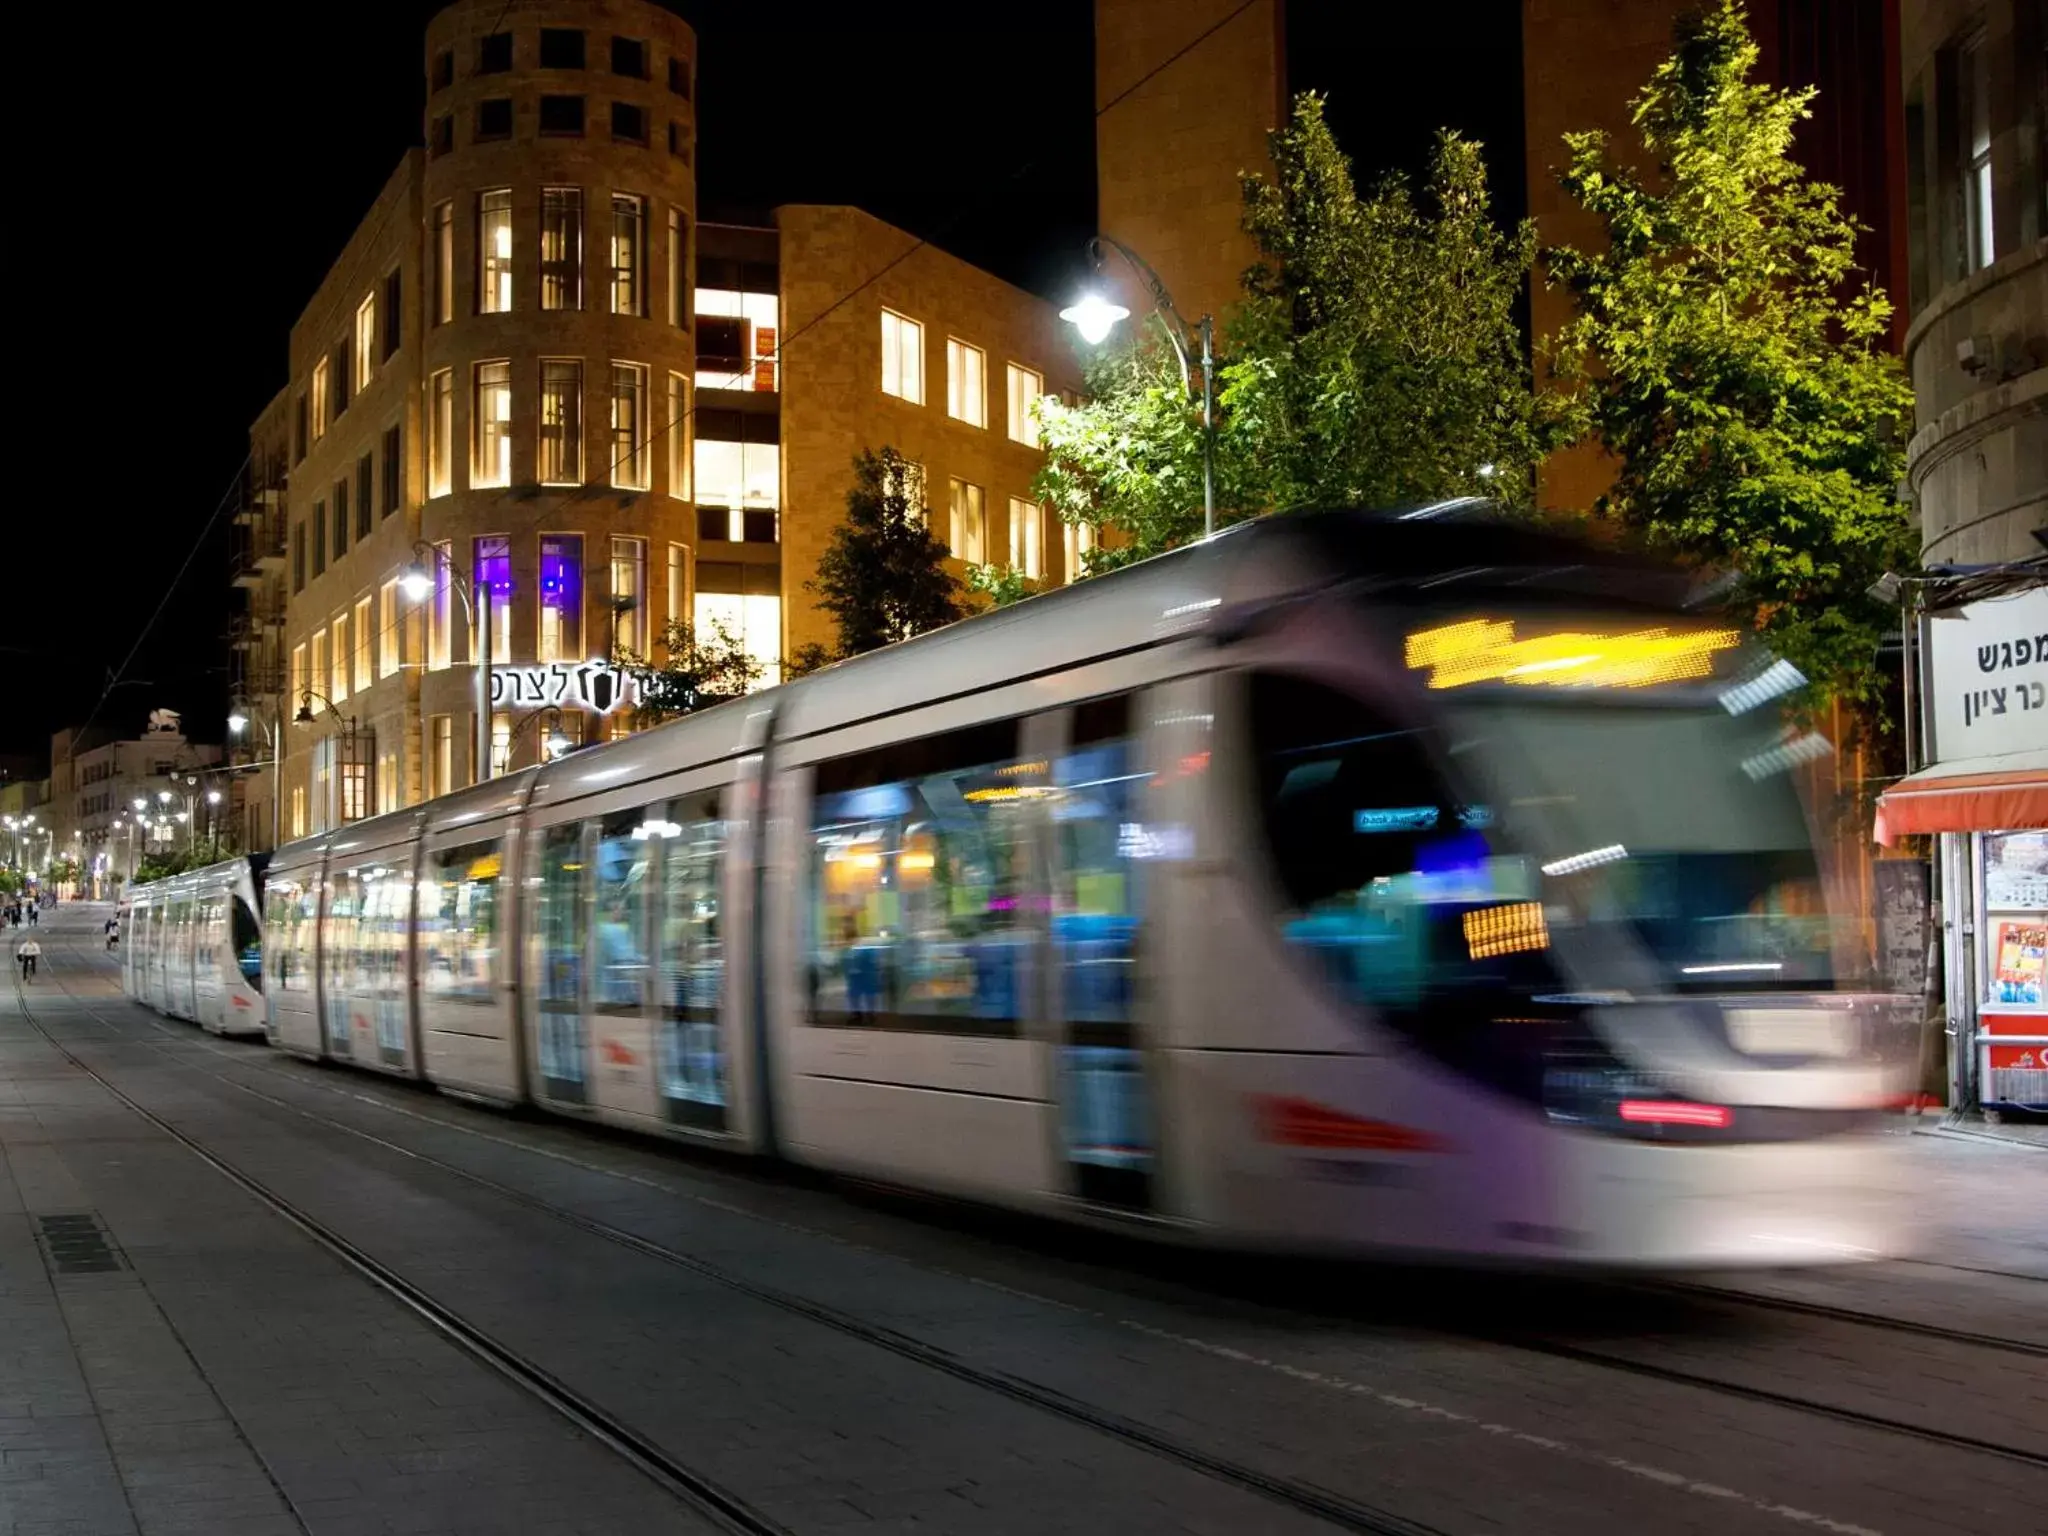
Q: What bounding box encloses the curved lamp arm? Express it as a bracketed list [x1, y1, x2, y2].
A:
[1088, 235, 1195, 392]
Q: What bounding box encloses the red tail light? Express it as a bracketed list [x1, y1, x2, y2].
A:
[1618, 1099, 1732, 1129]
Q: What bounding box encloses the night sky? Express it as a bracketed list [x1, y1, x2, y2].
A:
[13, 0, 1521, 764]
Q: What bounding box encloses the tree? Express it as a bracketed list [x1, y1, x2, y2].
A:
[964, 563, 1041, 609]
[807, 449, 966, 656]
[1543, 0, 1915, 703]
[134, 848, 204, 884]
[44, 856, 80, 888]
[1036, 94, 1568, 566]
[618, 617, 761, 726]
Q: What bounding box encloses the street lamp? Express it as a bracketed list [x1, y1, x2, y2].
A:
[1061, 235, 1216, 540]
[402, 543, 495, 784]
[229, 703, 284, 851]
[294, 689, 366, 826]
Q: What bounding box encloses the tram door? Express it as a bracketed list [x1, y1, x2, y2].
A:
[1049, 693, 1156, 1211]
[532, 820, 589, 1104]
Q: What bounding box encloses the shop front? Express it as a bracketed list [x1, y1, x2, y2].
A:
[1877, 585, 2048, 1115]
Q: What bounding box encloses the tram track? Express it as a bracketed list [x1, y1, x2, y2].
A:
[17, 970, 1446, 1536]
[42, 943, 2048, 1488]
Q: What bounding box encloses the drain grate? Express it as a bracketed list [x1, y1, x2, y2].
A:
[35, 1212, 124, 1274]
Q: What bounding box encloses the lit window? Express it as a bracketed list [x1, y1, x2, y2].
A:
[1062, 519, 1096, 582]
[611, 536, 647, 656]
[667, 543, 689, 625]
[667, 372, 690, 498]
[428, 541, 452, 671]
[353, 294, 376, 391]
[880, 309, 924, 402]
[427, 369, 453, 496]
[611, 194, 645, 316]
[475, 536, 513, 660]
[330, 611, 349, 702]
[1006, 364, 1043, 447]
[352, 596, 372, 692]
[479, 189, 513, 314]
[1008, 498, 1042, 578]
[947, 339, 986, 427]
[539, 534, 583, 663]
[694, 565, 780, 685]
[291, 643, 307, 706]
[473, 360, 512, 488]
[948, 479, 986, 563]
[1962, 35, 1995, 272]
[692, 438, 780, 540]
[377, 752, 398, 814]
[491, 711, 513, 777]
[291, 785, 307, 839]
[429, 715, 453, 798]
[667, 208, 690, 328]
[431, 202, 453, 326]
[611, 362, 649, 489]
[309, 629, 327, 711]
[541, 188, 583, 310]
[310, 358, 329, 440]
[538, 359, 584, 485]
[694, 288, 777, 391]
[378, 580, 400, 679]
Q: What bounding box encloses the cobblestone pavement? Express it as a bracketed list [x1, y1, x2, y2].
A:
[5, 904, 2044, 1536]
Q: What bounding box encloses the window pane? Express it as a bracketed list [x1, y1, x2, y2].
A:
[948, 339, 985, 426]
[539, 534, 582, 662]
[611, 362, 649, 488]
[324, 870, 360, 1052]
[948, 479, 985, 562]
[379, 581, 400, 678]
[667, 372, 690, 497]
[611, 535, 646, 656]
[432, 203, 453, 325]
[421, 841, 500, 1003]
[594, 809, 653, 1012]
[354, 295, 376, 389]
[475, 536, 512, 661]
[479, 189, 513, 313]
[353, 597, 373, 691]
[541, 188, 583, 310]
[658, 793, 727, 1125]
[473, 361, 512, 487]
[538, 359, 583, 484]
[807, 721, 1037, 1037]
[428, 370, 453, 496]
[611, 194, 644, 315]
[535, 822, 587, 1093]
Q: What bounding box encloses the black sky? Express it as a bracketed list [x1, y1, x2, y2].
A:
[13, 0, 1521, 762]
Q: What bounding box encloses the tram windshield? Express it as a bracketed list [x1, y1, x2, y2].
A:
[1252, 646, 1845, 1013]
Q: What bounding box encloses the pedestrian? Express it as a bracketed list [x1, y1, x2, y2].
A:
[105, 916, 120, 951]
[16, 936, 40, 982]
[26, 903, 37, 926]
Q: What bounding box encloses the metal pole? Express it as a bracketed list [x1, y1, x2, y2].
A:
[270, 720, 281, 851]
[475, 577, 493, 783]
[1198, 314, 1215, 540]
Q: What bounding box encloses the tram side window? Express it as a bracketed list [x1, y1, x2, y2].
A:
[594, 809, 653, 1013]
[658, 790, 726, 1115]
[326, 872, 363, 993]
[266, 878, 312, 994]
[808, 718, 1036, 1037]
[424, 840, 501, 1002]
[233, 895, 263, 989]
[1053, 695, 1143, 1027]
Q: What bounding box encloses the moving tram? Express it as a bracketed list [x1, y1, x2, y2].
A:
[123, 854, 268, 1036]
[125, 509, 1918, 1266]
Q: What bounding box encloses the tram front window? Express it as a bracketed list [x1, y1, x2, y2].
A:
[1249, 672, 1838, 1026]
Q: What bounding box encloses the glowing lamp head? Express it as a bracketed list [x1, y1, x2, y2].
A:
[226, 709, 249, 735]
[399, 562, 435, 601]
[294, 698, 316, 725]
[133, 798, 148, 812]
[206, 790, 222, 805]
[545, 730, 572, 759]
[1060, 292, 1130, 346]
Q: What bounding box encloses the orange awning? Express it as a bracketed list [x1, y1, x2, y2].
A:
[1873, 765, 2048, 846]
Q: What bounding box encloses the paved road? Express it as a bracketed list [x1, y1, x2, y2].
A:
[4, 902, 2044, 1535]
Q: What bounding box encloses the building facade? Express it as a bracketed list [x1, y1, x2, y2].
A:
[1879, 0, 2046, 1115]
[51, 722, 225, 897]
[244, 0, 1081, 847]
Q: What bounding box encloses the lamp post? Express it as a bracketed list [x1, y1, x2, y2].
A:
[1061, 235, 1216, 540]
[294, 689, 364, 827]
[401, 543, 495, 784]
[227, 703, 283, 851]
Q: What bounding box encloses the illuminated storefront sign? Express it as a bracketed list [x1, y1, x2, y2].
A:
[1404, 617, 1740, 691]
[488, 660, 641, 715]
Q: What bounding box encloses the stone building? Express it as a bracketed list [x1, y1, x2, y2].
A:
[234, 0, 1079, 847]
[50, 720, 224, 896]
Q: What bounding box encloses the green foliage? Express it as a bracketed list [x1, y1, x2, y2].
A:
[0, 868, 21, 897]
[784, 642, 838, 679]
[964, 564, 1041, 609]
[618, 617, 762, 724]
[1543, 0, 1915, 703]
[134, 848, 205, 884]
[44, 857, 80, 886]
[807, 449, 966, 655]
[1036, 95, 1569, 565]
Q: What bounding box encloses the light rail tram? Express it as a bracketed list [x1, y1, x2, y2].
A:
[123, 509, 1917, 1267]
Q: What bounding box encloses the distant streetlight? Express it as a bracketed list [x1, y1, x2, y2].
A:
[1062, 235, 1215, 539]
[402, 543, 494, 783]
[206, 789, 222, 805]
